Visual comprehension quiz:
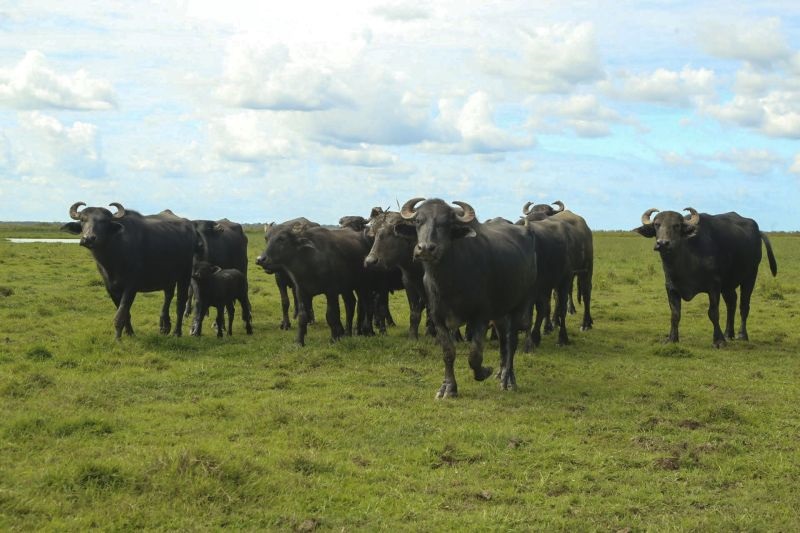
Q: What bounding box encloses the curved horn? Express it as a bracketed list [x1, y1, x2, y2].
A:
[109, 202, 126, 219]
[552, 200, 565, 212]
[69, 201, 86, 220]
[452, 201, 476, 223]
[400, 197, 425, 220]
[522, 201, 534, 216]
[641, 208, 659, 226]
[683, 207, 699, 226]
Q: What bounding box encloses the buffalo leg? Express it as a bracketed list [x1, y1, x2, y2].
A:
[738, 277, 756, 341]
[579, 273, 593, 331]
[721, 288, 737, 339]
[184, 284, 194, 318]
[707, 289, 726, 348]
[555, 282, 570, 346]
[665, 286, 681, 343]
[544, 291, 555, 333]
[173, 279, 189, 337]
[192, 302, 208, 336]
[240, 293, 253, 335]
[109, 290, 134, 336]
[405, 285, 424, 340]
[342, 291, 356, 336]
[215, 306, 225, 338]
[276, 275, 291, 330]
[496, 316, 518, 391]
[466, 320, 493, 384]
[434, 325, 464, 399]
[226, 302, 235, 336]
[113, 289, 137, 340]
[527, 298, 546, 351]
[160, 283, 175, 335]
[295, 289, 310, 346]
[326, 292, 345, 341]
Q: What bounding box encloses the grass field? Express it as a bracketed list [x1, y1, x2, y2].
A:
[1, 223, 799, 530]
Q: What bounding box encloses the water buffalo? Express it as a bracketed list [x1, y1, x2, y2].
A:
[364, 208, 433, 339]
[257, 218, 318, 330]
[187, 218, 248, 331]
[634, 207, 778, 347]
[399, 198, 538, 397]
[256, 220, 374, 346]
[60, 202, 195, 339]
[190, 261, 253, 337]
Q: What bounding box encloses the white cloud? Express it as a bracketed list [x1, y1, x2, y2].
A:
[479, 22, 604, 94]
[218, 40, 356, 111]
[708, 148, 783, 176]
[702, 90, 800, 138]
[210, 111, 302, 162]
[20, 111, 105, 178]
[0, 51, 116, 110]
[528, 94, 635, 138]
[604, 66, 716, 106]
[699, 17, 792, 68]
[429, 91, 534, 153]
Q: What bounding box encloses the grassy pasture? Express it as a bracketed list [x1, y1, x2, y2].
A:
[0, 224, 798, 531]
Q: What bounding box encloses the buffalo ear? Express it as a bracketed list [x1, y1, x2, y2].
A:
[212, 266, 222, 274]
[682, 223, 699, 238]
[297, 237, 315, 251]
[632, 225, 656, 238]
[393, 223, 417, 239]
[111, 222, 124, 234]
[60, 222, 82, 234]
[451, 225, 477, 240]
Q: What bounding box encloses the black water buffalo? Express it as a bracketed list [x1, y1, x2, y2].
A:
[399, 198, 538, 397]
[521, 200, 565, 221]
[257, 218, 318, 330]
[256, 220, 374, 346]
[187, 219, 248, 331]
[341, 210, 403, 333]
[339, 215, 369, 232]
[364, 208, 433, 339]
[518, 201, 593, 330]
[191, 261, 253, 337]
[61, 202, 195, 339]
[634, 207, 778, 347]
[520, 209, 593, 350]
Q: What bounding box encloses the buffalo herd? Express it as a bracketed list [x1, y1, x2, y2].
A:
[62, 200, 778, 398]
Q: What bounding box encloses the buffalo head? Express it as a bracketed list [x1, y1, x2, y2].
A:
[399, 198, 477, 262]
[364, 210, 415, 269]
[255, 221, 315, 272]
[192, 260, 222, 281]
[633, 207, 700, 252]
[60, 202, 126, 249]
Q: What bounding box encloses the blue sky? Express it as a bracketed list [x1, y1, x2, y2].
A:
[1, 1, 798, 229]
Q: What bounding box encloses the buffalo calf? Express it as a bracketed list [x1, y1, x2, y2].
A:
[190, 261, 253, 337]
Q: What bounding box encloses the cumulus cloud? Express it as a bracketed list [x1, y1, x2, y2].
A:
[699, 17, 792, 68]
[0, 51, 116, 110]
[19, 111, 105, 178]
[603, 66, 716, 106]
[428, 91, 534, 153]
[479, 22, 604, 94]
[707, 148, 783, 176]
[218, 41, 354, 111]
[528, 94, 636, 138]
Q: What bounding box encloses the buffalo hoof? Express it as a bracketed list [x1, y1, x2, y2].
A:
[499, 369, 516, 391]
[662, 336, 678, 344]
[543, 323, 554, 335]
[435, 383, 458, 399]
[737, 332, 749, 341]
[246, 324, 253, 335]
[581, 324, 592, 331]
[712, 338, 727, 349]
[172, 330, 182, 337]
[280, 321, 291, 330]
[474, 366, 493, 382]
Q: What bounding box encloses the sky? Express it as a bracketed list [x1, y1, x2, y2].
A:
[0, 1, 799, 230]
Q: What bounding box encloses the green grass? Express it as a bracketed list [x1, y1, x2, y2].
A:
[1, 226, 799, 530]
